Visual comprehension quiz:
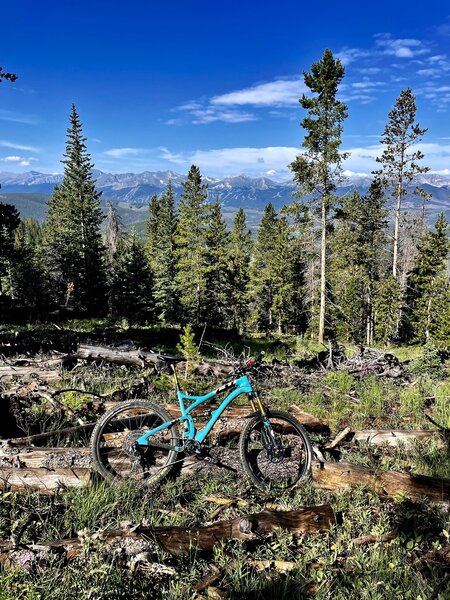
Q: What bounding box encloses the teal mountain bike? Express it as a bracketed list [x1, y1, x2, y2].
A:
[90, 352, 312, 493]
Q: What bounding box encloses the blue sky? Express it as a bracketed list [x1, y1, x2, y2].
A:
[1, 0, 450, 180]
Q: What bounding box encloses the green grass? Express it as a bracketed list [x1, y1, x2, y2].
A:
[1, 326, 450, 599]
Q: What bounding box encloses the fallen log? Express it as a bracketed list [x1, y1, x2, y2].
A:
[312, 460, 450, 502]
[0, 446, 92, 469]
[0, 364, 61, 383]
[0, 467, 91, 492]
[75, 344, 160, 367]
[352, 429, 445, 448]
[0, 504, 335, 562]
[9, 423, 95, 446]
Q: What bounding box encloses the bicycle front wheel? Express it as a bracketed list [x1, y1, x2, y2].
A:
[239, 410, 312, 493]
[90, 400, 180, 487]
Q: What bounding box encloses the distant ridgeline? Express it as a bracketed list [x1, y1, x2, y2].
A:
[1, 170, 449, 230]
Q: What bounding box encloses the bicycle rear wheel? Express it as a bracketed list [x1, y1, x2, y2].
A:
[90, 400, 180, 487]
[239, 410, 312, 493]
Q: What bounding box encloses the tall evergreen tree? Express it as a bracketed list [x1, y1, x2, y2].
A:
[175, 165, 209, 325]
[229, 208, 252, 332]
[248, 203, 278, 331]
[374, 89, 428, 280]
[9, 219, 47, 308]
[146, 193, 161, 271]
[204, 198, 231, 328]
[270, 214, 303, 333]
[152, 181, 179, 324]
[42, 105, 106, 311]
[404, 213, 449, 342]
[0, 202, 20, 295]
[290, 49, 348, 343]
[109, 230, 153, 324]
[330, 180, 388, 344]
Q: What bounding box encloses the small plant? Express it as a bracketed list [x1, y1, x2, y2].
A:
[408, 343, 445, 379]
[176, 325, 199, 376]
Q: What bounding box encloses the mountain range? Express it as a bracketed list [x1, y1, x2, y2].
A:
[1, 170, 449, 227]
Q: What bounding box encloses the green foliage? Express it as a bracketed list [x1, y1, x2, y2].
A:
[0, 202, 20, 292]
[0, 65, 17, 83]
[404, 213, 450, 344]
[290, 48, 349, 343]
[330, 180, 389, 343]
[40, 105, 106, 311]
[152, 182, 179, 324]
[375, 88, 429, 280]
[204, 198, 232, 327]
[249, 203, 302, 333]
[176, 324, 199, 361]
[408, 343, 445, 379]
[109, 230, 153, 324]
[374, 275, 402, 344]
[175, 165, 209, 325]
[228, 207, 252, 332]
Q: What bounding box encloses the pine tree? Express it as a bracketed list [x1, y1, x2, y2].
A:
[404, 213, 449, 342]
[9, 219, 47, 308]
[0, 66, 17, 83]
[248, 203, 278, 331]
[270, 214, 303, 333]
[175, 165, 209, 325]
[109, 230, 153, 324]
[146, 193, 161, 271]
[42, 105, 106, 311]
[375, 89, 428, 280]
[330, 180, 388, 344]
[229, 208, 252, 332]
[0, 202, 20, 295]
[373, 276, 402, 345]
[152, 181, 179, 324]
[204, 199, 231, 328]
[290, 49, 348, 343]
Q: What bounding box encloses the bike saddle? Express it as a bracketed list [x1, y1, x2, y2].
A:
[157, 354, 185, 365]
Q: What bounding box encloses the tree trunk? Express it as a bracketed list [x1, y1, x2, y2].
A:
[0, 505, 335, 562]
[352, 429, 444, 448]
[318, 197, 327, 344]
[392, 170, 404, 279]
[0, 467, 90, 492]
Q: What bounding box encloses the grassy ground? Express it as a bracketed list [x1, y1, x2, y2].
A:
[0, 324, 449, 599]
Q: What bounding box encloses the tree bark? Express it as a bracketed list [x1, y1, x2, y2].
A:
[318, 197, 327, 344]
[0, 504, 335, 562]
[0, 467, 90, 492]
[352, 429, 444, 448]
[312, 460, 449, 502]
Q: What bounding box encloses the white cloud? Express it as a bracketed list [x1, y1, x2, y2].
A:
[191, 109, 256, 124]
[159, 146, 299, 179]
[335, 47, 371, 66]
[1, 155, 22, 162]
[0, 140, 39, 152]
[211, 78, 306, 107]
[103, 147, 144, 158]
[374, 33, 429, 58]
[0, 154, 36, 166]
[0, 109, 38, 125]
[417, 69, 441, 77]
[351, 80, 385, 90]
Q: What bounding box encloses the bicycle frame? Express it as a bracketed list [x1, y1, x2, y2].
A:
[136, 374, 259, 448]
